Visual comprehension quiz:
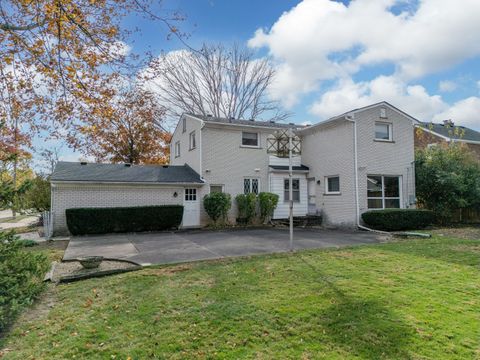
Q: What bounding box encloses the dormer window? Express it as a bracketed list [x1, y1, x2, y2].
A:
[375, 122, 392, 142]
[242, 132, 259, 147]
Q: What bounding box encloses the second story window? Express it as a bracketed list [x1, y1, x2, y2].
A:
[375, 122, 392, 141]
[189, 131, 196, 150]
[175, 141, 180, 158]
[242, 132, 259, 147]
[182, 118, 186, 133]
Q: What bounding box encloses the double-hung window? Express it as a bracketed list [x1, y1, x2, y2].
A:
[244, 178, 259, 194]
[284, 179, 300, 202]
[182, 117, 187, 133]
[325, 176, 340, 194]
[367, 175, 401, 209]
[189, 131, 196, 150]
[242, 132, 259, 147]
[175, 141, 180, 158]
[375, 122, 392, 141]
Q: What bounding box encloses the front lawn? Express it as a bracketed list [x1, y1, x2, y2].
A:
[1, 235, 479, 359]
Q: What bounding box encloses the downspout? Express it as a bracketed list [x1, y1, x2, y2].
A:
[199, 120, 205, 180]
[346, 116, 389, 234]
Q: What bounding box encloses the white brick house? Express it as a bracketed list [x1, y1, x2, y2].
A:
[50, 101, 418, 234]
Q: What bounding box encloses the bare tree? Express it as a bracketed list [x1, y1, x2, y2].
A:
[146, 43, 289, 121]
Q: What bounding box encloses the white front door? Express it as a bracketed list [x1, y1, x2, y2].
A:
[182, 188, 200, 227]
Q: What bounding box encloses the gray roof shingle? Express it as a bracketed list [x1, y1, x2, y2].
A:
[190, 114, 301, 129]
[51, 162, 204, 184]
[420, 122, 480, 142]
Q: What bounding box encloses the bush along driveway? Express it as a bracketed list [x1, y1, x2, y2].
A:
[1, 233, 479, 359]
[63, 228, 382, 266]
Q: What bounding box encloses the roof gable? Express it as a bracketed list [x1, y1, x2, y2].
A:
[417, 122, 480, 143]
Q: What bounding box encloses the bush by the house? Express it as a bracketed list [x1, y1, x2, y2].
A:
[203, 192, 232, 224]
[235, 193, 257, 224]
[258, 192, 279, 223]
[66, 205, 184, 235]
[0, 231, 49, 332]
[416, 144, 480, 223]
[362, 209, 435, 231]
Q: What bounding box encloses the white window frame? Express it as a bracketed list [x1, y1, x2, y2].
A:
[375, 121, 393, 142]
[241, 131, 259, 148]
[175, 141, 180, 158]
[367, 175, 402, 209]
[182, 117, 186, 133]
[325, 175, 340, 195]
[189, 131, 196, 150]
[244, 178, 259, 195]
[184, 188, 197, 201]
[284, 178, 300, 203]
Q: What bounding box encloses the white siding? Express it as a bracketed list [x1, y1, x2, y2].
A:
[301, 121, 357, 227]
[51, 183, 186, 235]
[268, 155, 301, 166]
[270, 172, 308, 218]
[170, 115, 203, 174]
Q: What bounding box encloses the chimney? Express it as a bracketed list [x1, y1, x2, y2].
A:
[443, 119, 454, 127]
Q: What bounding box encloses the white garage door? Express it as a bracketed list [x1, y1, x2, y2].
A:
[182, 188, 200, 227]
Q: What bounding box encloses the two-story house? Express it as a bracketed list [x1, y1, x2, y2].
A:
[171, 101, 418, 228]
[50, 101, 418, 235]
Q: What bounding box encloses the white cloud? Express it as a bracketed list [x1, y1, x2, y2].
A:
[310, 75, 446, 121]
[249, 0, 480, 107]
[438, 80, 457, 93]
[433, 97, 480, 130]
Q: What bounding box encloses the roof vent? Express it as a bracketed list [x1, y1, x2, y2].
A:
[443, 119, 454, 127]
[162, 165, 169, 168]
[206, 114, 212, 117]
[289, 122, 295, 125]
[269, 120, 275, 123]
[124, 163, 131, 167]
[80, 161, 87, 165]
[249, 118, 254, 122]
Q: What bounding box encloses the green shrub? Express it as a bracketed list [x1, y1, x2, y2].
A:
[66, 205, 184, 235]
[235, 193, 257, 224]
[258, 192, 279, 223]
[203, 192, 231, 224]
[362, 209, 435, 231]
[15, 239, 38, 247]
[0, 231, 49, 332]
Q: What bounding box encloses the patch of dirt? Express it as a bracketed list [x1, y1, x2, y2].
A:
[431, 227, 480, 240]
[52, 260, 137, 282]
[141, 264, 193, 277]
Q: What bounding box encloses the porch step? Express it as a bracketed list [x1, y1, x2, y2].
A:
[273, 215, 323, 227]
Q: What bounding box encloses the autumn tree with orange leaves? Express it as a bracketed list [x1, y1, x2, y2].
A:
[0, 0, 181, 207]
[74, 87, 171, 164]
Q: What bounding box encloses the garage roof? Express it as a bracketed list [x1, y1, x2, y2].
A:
[51, 162, 204, 184]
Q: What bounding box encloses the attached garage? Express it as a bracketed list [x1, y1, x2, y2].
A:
[50, 162, 205, 236]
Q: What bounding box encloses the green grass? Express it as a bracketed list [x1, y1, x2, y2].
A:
[1, 235, 479, 359]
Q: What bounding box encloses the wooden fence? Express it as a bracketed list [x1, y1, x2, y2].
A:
[451, 208, 480, 224]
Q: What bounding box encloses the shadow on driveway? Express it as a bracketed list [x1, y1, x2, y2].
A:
[63, 228, 383, 266]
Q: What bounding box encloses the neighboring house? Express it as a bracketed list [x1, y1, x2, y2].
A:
[50, 101, 419, 235]
[414, 120, 480, 161]
[171, 101, 418, 228]
[50, 162, 204, 235]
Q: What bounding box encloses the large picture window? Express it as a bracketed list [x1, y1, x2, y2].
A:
[367, 175, 401, 209]
[284, 179, 300, 202]
[242, 132, 259, 147]
[244, 178, 259, 194]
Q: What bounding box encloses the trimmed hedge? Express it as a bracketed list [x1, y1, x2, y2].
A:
[66, 205, 184, 235]
[362, 209, 434, 231]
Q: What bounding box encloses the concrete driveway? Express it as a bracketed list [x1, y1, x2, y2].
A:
[63, 228, 383, 266]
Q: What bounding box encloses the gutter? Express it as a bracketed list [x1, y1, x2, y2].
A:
[345, 115, 389, 234]
[50, 181, 205, 186]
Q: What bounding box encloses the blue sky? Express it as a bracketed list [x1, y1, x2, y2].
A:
[39, 0, 480, 166]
